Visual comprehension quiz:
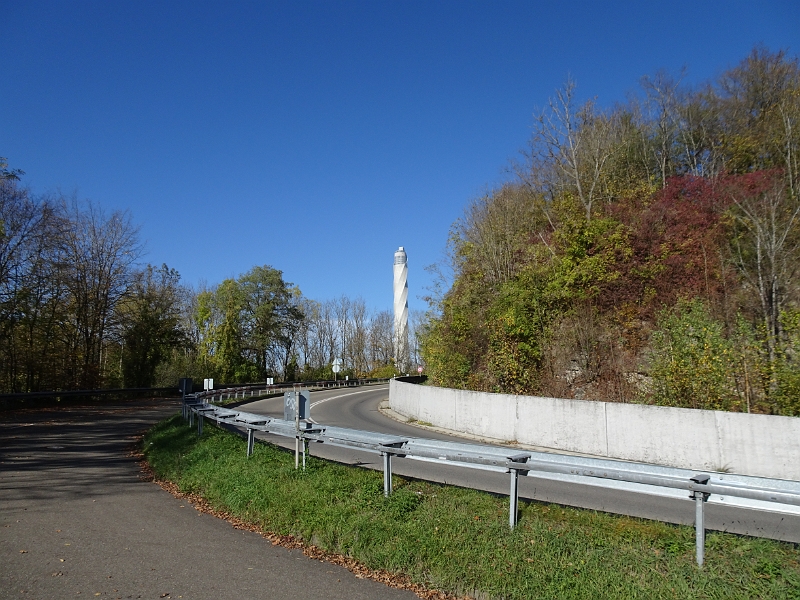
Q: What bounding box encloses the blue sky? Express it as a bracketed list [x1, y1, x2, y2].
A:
[2, 1, 799, 314]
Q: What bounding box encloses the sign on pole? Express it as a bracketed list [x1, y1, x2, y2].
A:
[283, 390, 310, 421]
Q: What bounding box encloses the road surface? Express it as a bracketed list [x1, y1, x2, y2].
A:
[0, 399, 416, 599]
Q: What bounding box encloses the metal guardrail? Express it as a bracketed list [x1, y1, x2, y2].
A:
[0, 386, 178, 401]
[195, 378, 390, 404]
[183, 392, 800, 568]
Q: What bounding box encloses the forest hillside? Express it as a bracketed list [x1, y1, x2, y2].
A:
[420, 47, 800, 416]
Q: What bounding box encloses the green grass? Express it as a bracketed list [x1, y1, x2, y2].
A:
[143, 415, 800, 599]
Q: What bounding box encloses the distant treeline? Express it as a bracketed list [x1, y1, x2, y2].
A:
[0, 159, 420, 393]
[420, 47, 800, 415]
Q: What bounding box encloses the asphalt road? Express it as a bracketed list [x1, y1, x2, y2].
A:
[0, 399, 416, 600]
[240, 385, 800, 544]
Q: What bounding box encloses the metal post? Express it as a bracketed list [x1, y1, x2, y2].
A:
[509, 469, 519, 529]
[302, 439, 307, 470]
[690, 474, 711, 567]
[294, 393, 300, 470]
[197, 413, 203, 436]
[693, 490, 709, 566]
[382, 452, 393, 497]
[247, 428, 255, 457]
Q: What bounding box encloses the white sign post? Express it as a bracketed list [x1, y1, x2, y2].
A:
[332, 358, 342, 382]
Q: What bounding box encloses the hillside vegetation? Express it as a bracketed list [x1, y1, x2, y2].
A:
[421, 48, 800, 416]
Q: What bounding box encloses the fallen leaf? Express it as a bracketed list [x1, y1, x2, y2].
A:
[19, 550, 27, 554]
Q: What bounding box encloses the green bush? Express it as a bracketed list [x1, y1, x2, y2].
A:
[649, 299, 741, 410]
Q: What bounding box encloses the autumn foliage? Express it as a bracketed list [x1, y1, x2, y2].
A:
[422, 48, 800, 415]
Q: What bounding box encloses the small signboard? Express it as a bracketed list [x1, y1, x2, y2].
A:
[266, 377, 274, 385]
[203, 378, 214, 391]
[332, 359, 342, 374]
[417, 366, 423, 373]
[284, 390, 310, 421]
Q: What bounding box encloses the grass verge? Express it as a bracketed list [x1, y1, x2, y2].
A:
[143, 414, 800, 599]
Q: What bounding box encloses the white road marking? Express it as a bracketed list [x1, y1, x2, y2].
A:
[310, 387, 387, 408]
[306, 386, 388, 423]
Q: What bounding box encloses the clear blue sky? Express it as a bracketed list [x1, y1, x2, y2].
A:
[2, 1, 798, 314]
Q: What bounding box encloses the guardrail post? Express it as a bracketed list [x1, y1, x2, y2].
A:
[509, 468, 519, 529]
[690, 475, 711, 567]
[382, 452, 393, 497]
[247, 428, 255, 457]
[197, 412, 203, 436]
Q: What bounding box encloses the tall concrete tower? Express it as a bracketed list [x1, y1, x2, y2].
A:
[393, 246, 409, 371]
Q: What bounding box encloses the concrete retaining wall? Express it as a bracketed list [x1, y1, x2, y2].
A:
[389, 380, 800, 481]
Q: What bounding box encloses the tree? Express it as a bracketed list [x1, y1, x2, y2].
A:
[119, 264, 184, 387]
[0, 157, 23, 182]
[59, 198, 141, 388]
[529, 78, 620, 221]
[726, 172, 800, 400]
[192, 266, 303, 383]
[239, 265, 303, 380]
[715, 47, 800, 193]
[0, 180, 67, 392]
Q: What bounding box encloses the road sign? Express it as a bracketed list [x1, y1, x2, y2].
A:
[332, 358, 342, 374]
[417, 366, 423, 373]
[284, 390, 310, 421]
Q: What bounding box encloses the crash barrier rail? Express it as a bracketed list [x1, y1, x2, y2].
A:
[182, 392, 800, 567]
[0, 386, 178, 401]
[0, 386, 180, 410]
[193, 378, 390, 404]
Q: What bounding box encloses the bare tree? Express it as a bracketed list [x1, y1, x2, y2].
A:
[59, 198, 142, 388]
[530, 78, 619, 221]
[0, 182, 66, 391]
[457, 185, 539, 285]
[368, 309, 394, 368]
[728, 175, 800, 387]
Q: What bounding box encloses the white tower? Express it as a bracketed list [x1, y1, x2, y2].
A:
[393, 246, 409, 371]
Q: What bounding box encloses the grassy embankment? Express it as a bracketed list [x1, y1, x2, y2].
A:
[143, 415, 800, 599]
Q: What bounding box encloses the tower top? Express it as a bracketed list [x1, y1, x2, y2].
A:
[394, 246, 407, 265]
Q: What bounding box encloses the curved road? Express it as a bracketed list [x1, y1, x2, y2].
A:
[240, 385, 800, 543]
